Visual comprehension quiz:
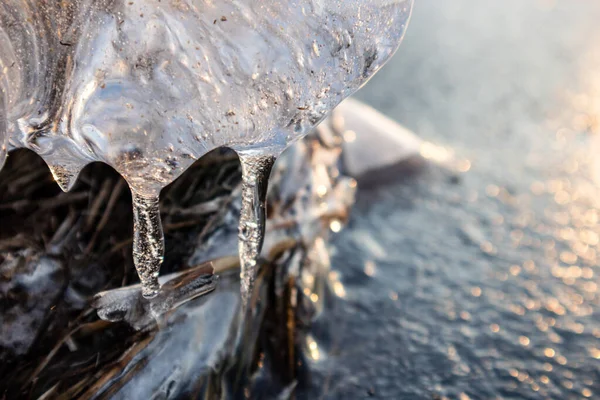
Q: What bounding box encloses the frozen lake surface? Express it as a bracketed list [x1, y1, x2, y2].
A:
[305, 1, 600, 398]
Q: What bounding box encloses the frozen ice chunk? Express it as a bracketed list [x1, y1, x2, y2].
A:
[0, 0, 413, 302]
[0, 0, 413, 192]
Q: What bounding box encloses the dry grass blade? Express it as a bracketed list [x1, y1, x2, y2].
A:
[77, 336, 154, 400]
[84, 178, 114, 230]
[36, 382, 59, 400]
[84, 179, 126, 254]
[27, 316, 87, 384]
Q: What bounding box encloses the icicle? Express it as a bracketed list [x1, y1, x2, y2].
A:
[131, 189, 165, 298]
[237, 153, 276, 309]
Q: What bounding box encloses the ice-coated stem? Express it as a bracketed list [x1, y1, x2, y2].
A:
[131, 190, 165, 298]
[238, 153, 276, 309]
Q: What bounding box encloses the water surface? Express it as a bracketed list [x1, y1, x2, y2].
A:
[305, 1, 600, 398]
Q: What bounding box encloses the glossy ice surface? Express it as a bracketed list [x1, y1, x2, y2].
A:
[0, 0, 412, 298]
[0, 0, 412, 194]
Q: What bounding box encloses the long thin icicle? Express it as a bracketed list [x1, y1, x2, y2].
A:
[237, 153, 276, 309]
[131, 190, 165, 298]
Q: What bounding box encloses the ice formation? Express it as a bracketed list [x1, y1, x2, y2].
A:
[0, 0, 412, 301]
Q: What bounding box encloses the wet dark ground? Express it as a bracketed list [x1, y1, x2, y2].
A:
[303, 1, 600, 399]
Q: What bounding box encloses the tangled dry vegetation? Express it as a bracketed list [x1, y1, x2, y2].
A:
[0, 148, 244, 398]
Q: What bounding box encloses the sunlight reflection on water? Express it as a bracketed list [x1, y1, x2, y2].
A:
[300, 1, 600, 398]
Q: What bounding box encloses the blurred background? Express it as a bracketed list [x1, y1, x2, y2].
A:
[302, 1, 600, 399]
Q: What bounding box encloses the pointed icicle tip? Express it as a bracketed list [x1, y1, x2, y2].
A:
[48, 164, 83, 192]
